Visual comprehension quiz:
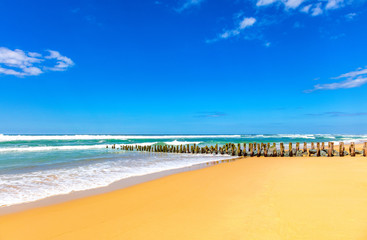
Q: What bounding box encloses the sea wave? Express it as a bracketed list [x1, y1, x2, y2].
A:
[164, 140, 201, 145]
[0, 134, 242, 142]
[0, 141, 202, 153]
[0, 153, 236, 206]
[242, 134, 316, 139]
[0, 145, 108, 153]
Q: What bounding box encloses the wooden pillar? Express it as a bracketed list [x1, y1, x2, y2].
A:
[243, 143, 247, 156]
[303, 142, 307, 153]
[350, 142, 355, 157]
[316, 142, 320, 157]
[280, 143, 284, 157]
[296, 142, 300, 152]
[289, 143, 293, 157]
[363, 142, 367, 157]
[339, 142, 344, 157]
[321, 142, 325, 150]
[327, 142, 333, 157]
[257, 143, 261, 157]
[249, 143, 253, 157]
[272, 143, 277, 157]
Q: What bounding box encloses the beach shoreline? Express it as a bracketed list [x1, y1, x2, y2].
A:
[1, 154, 367, 239]
[0, 157, 238, 215]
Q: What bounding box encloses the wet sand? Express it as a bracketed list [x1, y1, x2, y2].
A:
[1, 155, 367, 240]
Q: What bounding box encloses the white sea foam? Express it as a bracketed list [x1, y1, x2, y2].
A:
[164, 140, 201, 145]
[0, 144, 108, 153]
[0, 153, 236, 206]
[0, 141, 203, 153]
[0, 134, 241, 142]
[242, 134, 316, 139]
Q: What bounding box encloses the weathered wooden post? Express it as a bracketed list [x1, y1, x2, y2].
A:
[321, 142, 325, 150]
[363, 142, 367, 157]
[289, 143, 293, 157]
[237, 143, 242, 156]
[296, 142, 300, 152]
[327, 142, 333, 157]
[303, 142, 307, 153]
[280, 143, 284, 157]
[249, 143, 253, 157]
[257, 143, 261, 157]
[316, 142, 320, 157]
[311, 142, 315, 150]
[339, 142, 344, 157]
[350, 142, 355, 157]
[231, 145, 235, 156]
[272, 143, 277, 157]
[243, 143, 247, 156]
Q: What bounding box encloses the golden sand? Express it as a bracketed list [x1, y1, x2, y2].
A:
[1, 156, 367, 240]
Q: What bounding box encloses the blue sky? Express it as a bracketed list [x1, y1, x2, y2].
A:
[0, 0, 367, 134]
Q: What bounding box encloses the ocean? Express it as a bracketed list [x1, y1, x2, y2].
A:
[1, 134, 366, 207]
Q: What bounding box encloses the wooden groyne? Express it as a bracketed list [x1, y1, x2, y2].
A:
[107, 142, 367, 157]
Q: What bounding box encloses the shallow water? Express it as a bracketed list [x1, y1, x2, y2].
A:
[1, 134, 366, 206]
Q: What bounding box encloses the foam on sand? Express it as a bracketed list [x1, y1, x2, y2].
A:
[1, 156, 367, 239]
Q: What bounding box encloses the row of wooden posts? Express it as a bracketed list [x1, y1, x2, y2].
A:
[108, 142, 367, 157]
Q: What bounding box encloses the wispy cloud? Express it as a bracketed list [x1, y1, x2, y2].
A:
[311, 3, 323, 16]
[345, 12, 357, 20]
[284, 0, 305, 9]
[0, 47, 74, 77]
[194, 112, 227, 118]
[325, 0, 344, 10]
[256, 0, 348, 17]
[207, 16, 256, 42]
[176, 0, 204, 12]
[305, 66, 367, 93]
[256, 0, 277, 7]
[306, 112, 367, 117]
[45, 50, 74, 71]
[174, 0, 362, 45]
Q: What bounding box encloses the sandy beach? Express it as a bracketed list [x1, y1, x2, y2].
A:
[1, 154, 367, 240]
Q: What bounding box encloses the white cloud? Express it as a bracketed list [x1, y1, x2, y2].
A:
[208, 17, 256, 42]
[345, 12, 357, 20]
[45, 50, 74, 71]
[256, 0, 277, 7]
[311, 3, 323, 16]
[300, 4, 312, 13]
[239, 17, 256, 29]
[0, 47, 74, 77]
[305, 66, 367, 92]
[176, 0, 204, 12]
[284, 0, 305, 9]
[255, 0, 348, 16]
[256, 0, 304, 9]
[325, 0, 344, 9]
[333, 67, 367, 79]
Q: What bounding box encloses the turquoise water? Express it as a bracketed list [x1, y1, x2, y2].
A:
[1, 134, 366, 206]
